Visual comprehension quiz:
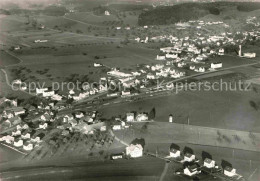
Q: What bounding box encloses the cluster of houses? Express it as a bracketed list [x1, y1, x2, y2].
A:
[0, 94, 110, 152]
[169, 144, 242, 179]
[111, 112, 150, 131]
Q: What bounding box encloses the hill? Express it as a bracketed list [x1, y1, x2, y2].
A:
[138, 2, 260, 26]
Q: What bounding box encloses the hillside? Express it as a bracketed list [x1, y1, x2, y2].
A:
[138, 2, 260, 26]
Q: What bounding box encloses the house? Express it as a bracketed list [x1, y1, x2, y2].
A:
[39, 122, 48, 130]
[12, 129, 21, 136]
[112, 125, 121, 130]
[100, 126, 107, 132]
[156, 55, 166, 60]
[189, 65, 195, 70]
[195, 66, 205, 73]
[7, 116, 22, 126]
[136, 113, 148, 122]
[12, 79, 22, 85]
[243, 52, 256, 58]
[21, 130, 31, 139]
[166, 53, 178, 59]
[36, 88, 48, 95]
[126, 113, 135, 122]
[147, 73, 156, 80]
[62, 130, 70, 136]
[211, 62, 222, 69]
[218, 48, 225, 55]
[4, 107, 25, 116]
[104, 10, 110, 16]
[107, 70, 132, 78]
[31, 133, 45, 143]
[42, 90, 55, 97]
[121, 91, 131, 97]
[94, 63, 102, 67]
[14, 138, 23, 147]
[111, 153, 123, 160]
[170, 148, 181, 158]
[184, 164, 201, 176]
[203, 158, 216, 169]
[4, 135, 14, 144]
[23, 141, 33, 151]
[169, 114, 173, 123]
[63, 114, 74, 123]
[224, 166, 237, 177]
[75, 112, 84, 119]
[69, 119, 78, 127]
[184, 153, 196, 162]
[126, 144, 143, 158]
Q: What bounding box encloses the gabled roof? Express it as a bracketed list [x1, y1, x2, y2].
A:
[204, 158, 213, 164]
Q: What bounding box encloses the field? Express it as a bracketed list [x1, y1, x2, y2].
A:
[99, 83, 260, 132]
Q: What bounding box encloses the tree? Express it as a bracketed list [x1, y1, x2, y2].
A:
[148, 107, 156, 120]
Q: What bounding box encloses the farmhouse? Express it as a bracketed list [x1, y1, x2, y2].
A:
[126, 144, 143, 158]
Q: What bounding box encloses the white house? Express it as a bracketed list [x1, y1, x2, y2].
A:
[14, 138, 23, 147]
[4, 135, 14, 144]
[126, 144, 143, 158]
[166, 53, 178, 59]
[126, 113, 135, 122]
[184, 164, 201, 176]
[23, 141, 33, 151]
[203, 158, 216, 169]
[224, 166, 237, 177]
[36, 88, 48, 95]
[21, 131, 30, 139]
[31, 133, 45, 143]
[169, 148, 180, 158]
[100, 126, 107, 132]
[169, 114, 173, 123]
[42, 91, 55, 97]
[121, 91, 131, 97]
[147, 73, 156, 80]
[211, 62, 222, 69]
[157, 55, 166, 60]
[184, 153, 196, 162]
[111, 153, 123, 160]
[12, 129, 21, 136]
[39, 122, 48, 130]
[112, 125, 121, 130]
[75, 112, 84, 119]
[243, 52, 256, 58]
[104, 10, 110, 16]
[218, 48, 225, 55]
[136, 113, 148, 122]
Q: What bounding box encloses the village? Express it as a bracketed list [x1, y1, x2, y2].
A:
[0, 97, 245, 180]
[1, 2, 260, 180]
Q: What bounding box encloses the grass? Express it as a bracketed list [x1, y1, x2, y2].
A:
[99, 87, 260, 132]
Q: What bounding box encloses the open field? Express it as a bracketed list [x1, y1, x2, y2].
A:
[99, 87, 260, 132]
[0, 145, 23, 163]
